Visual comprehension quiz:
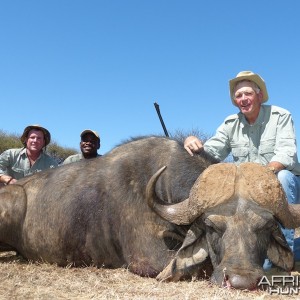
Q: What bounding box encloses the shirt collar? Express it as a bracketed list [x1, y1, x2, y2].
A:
[239, 105, 266, 127]
[20, 147, 44, 159]
[20, 147, 27, 157]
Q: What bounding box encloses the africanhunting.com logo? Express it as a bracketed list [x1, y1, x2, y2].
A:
[258, 275, 300, 295]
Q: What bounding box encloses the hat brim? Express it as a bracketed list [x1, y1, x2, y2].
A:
[229, 74, 269, 106]
[80, 130, 100, 140]
[20, 125, 51, 146]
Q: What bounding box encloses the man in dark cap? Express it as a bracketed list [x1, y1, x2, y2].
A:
[63, 129, 101, 164]
[0, 124, 58, 185]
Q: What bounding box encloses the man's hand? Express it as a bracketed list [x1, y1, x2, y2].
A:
[184, 136, 204, 156]
[0, 175, 16, 185]
[267, 162, 285, 174]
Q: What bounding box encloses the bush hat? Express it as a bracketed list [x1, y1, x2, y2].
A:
[80, 129, 100, 141]
[21, 124, 51, 146]
[229, 71, 269, 106]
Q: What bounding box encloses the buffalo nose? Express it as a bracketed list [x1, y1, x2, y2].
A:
[229, 275, 258, 290]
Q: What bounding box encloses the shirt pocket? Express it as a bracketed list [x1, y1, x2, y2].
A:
[231, 143, 249, 163]
[11, 166, 26, 178]
[259, 139, 275, 164]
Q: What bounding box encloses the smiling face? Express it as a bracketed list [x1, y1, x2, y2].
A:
[233, 80, 263, 124]
[25, 129, 46, 153]
[80, 132, 100, 159]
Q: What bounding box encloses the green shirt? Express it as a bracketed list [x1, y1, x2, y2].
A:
[62, 153, 84, 164]
[0, 148, 58, 179]
[62, 153, 101, 165]
[204, 105, 300, 175]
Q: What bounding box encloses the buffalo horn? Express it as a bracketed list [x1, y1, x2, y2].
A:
[237, 163, 300, 229]
[146, 166, 195, 225]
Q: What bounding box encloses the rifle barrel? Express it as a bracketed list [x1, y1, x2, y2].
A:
[154, 102, 169, 137]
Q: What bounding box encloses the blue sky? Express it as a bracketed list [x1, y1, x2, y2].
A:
[1, 1, 300, 155]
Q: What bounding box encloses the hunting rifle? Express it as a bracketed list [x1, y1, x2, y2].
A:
[154, 102, 169, 137]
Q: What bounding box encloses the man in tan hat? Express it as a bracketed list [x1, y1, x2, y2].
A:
[63, 129, 101, 164]
[184, 70, 300, 272]
[0, 124, 58, 185]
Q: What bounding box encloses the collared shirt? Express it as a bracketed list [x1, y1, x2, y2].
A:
[62, 153, 101, 165]
[0, 148, 58, 179]
[204, 105, 300, 175]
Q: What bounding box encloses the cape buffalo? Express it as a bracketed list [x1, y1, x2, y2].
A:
[1, 136, 299, 290]
[0, 136, 217, 276]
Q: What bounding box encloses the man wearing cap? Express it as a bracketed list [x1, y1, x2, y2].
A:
[63, 129, 101, 164]
[184, 71, 300, 271]
[0, 125, 58, 185]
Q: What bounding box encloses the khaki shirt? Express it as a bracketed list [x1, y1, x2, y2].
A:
[204, 105, 300, 175]
[0, 148, 58, 179]
[63, 153, 101, 165]
[62, 153, 84, 164]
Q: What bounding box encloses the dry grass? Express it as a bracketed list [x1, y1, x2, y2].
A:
[0, 252, 297, 300]
[1, 232, 300, 299]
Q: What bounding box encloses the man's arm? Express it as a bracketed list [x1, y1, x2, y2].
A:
[271, 110, 298, 170]
[0, 150, 15, 184]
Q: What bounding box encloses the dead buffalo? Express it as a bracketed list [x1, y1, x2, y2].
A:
[0, 136, 217, 276]
[148, 162, 300, 289]
[1, 136, 299, 290]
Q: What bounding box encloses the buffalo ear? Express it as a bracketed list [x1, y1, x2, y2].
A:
[156, 219, 210, 282]
[267, 226, 294, 271]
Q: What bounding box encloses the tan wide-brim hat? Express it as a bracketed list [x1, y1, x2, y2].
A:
[20, 124, 51, 146]
[80, 129, 100, 141]
[229, 71, 269, 106]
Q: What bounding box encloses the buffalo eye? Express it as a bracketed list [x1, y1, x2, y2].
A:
[253, 214, 277, 233]
[204, 215, 227, 235]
